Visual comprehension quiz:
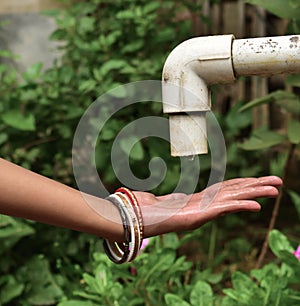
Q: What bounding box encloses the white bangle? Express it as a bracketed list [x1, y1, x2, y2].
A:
[115, 192, 141, 262]
[103, 194, 131, 263]
[103, 194, 136, 263]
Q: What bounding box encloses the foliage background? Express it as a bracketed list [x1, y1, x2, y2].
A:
[0, 0, 299, 305]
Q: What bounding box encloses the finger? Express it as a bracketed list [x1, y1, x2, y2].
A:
[257, 176, 283, 186]
[216, 177, 282, 197]
[221, 185, 280, 201]
[190, 200, 261, 229]
[221, 176, 283, 190]
[191, 179, 263, 203]
[212, 200, 262, 214]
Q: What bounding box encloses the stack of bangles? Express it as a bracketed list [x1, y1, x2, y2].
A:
[103, 187, 144, 264]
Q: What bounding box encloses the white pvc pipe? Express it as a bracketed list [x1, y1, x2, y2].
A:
[162, 35, 235, 114]
[162, 35, 235, 156]
[162, 34, 300, 157]
[169, 113, 207, 157]
[233, 35, 300, 77]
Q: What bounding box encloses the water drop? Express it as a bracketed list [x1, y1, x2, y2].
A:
[188, 155, 195, 161]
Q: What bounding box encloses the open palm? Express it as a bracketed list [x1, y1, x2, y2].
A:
[134, 176, 283, 238]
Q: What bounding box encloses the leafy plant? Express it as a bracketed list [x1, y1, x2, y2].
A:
[0, 0, 299, 305]
[0, 0, 213, 304]
[245, 0, 300, 32]
[238, 90, 300, 151]
[222, 230, 300, 306]
[58, 234, 193, 306]
[58, 230, 300, 306]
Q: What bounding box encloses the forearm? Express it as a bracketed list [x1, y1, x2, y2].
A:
[0, 158, 123, 241]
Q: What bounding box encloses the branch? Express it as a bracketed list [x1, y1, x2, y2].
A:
[255, 143, 296, 269]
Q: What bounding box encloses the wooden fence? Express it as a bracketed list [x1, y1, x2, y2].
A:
[190, 0, 292, 130]
[192, 1, 299, 192]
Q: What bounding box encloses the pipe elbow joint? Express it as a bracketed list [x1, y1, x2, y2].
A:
[162, 35, 236, 156]
[162, 35, 236, 113]
[161, 34, 300, 156]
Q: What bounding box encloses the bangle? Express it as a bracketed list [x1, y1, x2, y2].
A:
[103, 194, 132, 264]
[103, 188, 144, 264]
[115, 192, 141, 262]
[115, 187, 144, 247]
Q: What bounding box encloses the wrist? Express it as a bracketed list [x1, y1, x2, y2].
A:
[102, 188, 144, 264]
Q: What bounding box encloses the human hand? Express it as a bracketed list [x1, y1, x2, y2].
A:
[133, 176, 283, 238]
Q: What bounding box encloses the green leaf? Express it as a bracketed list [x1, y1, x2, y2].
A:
[120, 136, 144, 160]
[250, 262, 279, 282]
[49, 28, 68, 41]
[82, 273, 100, 294]
[222, 289, 240, 302]
[287, 119, 300, 144]
[0, 221, 34, 239]
[130, 141, 144, 160]
[116, 10, 136, 19]
[156, 28, 176, 43]
[270, 152, 288, 177]
[58, 301, 96, 306]
[287, 190, 300, 220]
[122, 40, 144, 53]
[143, 2, 161, 14]
[227, 270, 265, 305]
[2, 110, 36, 131]
[286, 74, 300, 87]
[231, 271, 258, 293]
[17, 256, 63, 305]
[269, 229, 294, 257]
[78, 16, 95, 34]
[197, 268, 223, 285]
[73, 291, 102, 303]
[22, 62, 43, 82]
[99, 59, 129, 76]
[78, 80, 97, 93]
[143, 249, 176, 283]
[238, 128, 286, 150]
[0, 215, 35, 254]
[220, 296, 239, 306]
[100, 128, 115, 141]
[0, 275, 24, 304]
[41, 9, 61, 17]
[108, 83, 127, 98]
[239, 90, 298, 113]
[161, 232, 180, 249]
[245, 0, 300, 19]
[0, 50, 18, 59]
[275, 96, 300, 115]
[65, 106, 84, 119]
[0, 133, 8, 145]
[190, 281, 214, 306]
[225, 101, 252, 132]
[94, 264, 115, 296]
[277, 250, 300, 268]
[165, 293, 190, 306]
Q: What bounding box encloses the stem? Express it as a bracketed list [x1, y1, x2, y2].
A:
[23, 137, 57, 150]
[208, 221, 217, 267]
[255, 143, 296, 269]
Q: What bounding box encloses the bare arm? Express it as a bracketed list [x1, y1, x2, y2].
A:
[0, 158, 123, 240]
[0, 158, 282, 240]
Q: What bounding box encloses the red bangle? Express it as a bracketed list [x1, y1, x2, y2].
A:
[115, 187, 144, 247]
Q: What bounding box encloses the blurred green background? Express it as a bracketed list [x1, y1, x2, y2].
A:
[0, 0, 299, 305]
